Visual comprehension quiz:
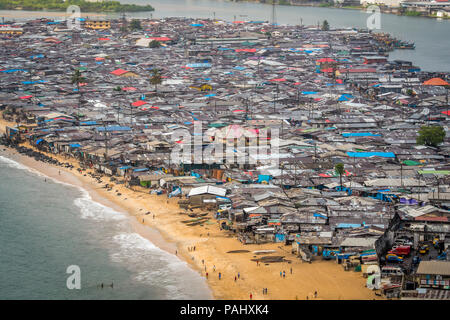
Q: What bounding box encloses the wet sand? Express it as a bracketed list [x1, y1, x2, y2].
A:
[0, 118, 383, 300]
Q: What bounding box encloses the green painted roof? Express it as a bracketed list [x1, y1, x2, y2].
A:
[418, 170, 450, 175]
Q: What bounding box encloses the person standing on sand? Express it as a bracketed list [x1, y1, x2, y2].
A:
[314, 291, 317, 298]
[218, 272, 221, 280]
[238, 272, 240, 279]
[250, 293, 252, 300]
[213, 265, 216, 272]
[283, 271, 285, 278]
[290, 267, 292, 274]
[206, 272, 208, 279]
[235, 276, 237, 282]
[280, 271, 282, 277]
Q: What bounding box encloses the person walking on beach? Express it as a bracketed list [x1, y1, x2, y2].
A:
[280, 271, 282, 277]
[250, 293, 252, 300]
[218, 272, 221, 280]
[283, 271, 285, 278]
[290, 267, 292, 274]
[235, 276, 237, 282]
[213, 265, 216, 272]
[314, 291, 318, 298]
[238, 272, 240, 279]
[206, 272, 208, 279]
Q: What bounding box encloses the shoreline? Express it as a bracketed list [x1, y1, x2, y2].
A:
[0, 118, 383, 300]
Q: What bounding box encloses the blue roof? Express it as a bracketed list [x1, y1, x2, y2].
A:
[347, 152, 395, 158]
[301, 91, 318, 95]
[337, 223, 362, 228]
[1, 69, 27, 73]
[69, 143, 81, 148]
[338, 94, 353, 101]
[80, 121, 97, 126]
[342, 132, 381, 137]
[186, 63, 211, 68]
[96, 126, 131, 132]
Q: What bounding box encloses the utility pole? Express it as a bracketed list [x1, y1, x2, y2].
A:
[271, 1, 277, 26]
[103, 119, 109, 161]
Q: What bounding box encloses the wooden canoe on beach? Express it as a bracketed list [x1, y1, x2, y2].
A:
[250, 256, 287, 263]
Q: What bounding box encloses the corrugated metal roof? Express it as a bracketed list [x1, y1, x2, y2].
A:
[416, 261, 450, 276]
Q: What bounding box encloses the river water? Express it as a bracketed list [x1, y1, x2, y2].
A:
[1, 0, 448, 71]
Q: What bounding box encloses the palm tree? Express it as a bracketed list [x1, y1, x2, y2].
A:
[149, 68, 162, 93]
[71, 69, 86, 107]
[335, 163, 345, 188]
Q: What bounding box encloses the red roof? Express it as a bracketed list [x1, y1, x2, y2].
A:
[415, 216, 448, 222]
[270, 78, 286, 82]
[423, 78, 449, 86]
[98, 37, 110, 41]
[235, 48, 256, 53]
[316, 58, 335, 63]
[19, 95, 33, 99]
[122, 87, 137, 91]
[339, 68, 376, 73]
[110, 69, 129, 76]
[149, 37, 171, 41]
[132, 100, 147, 107]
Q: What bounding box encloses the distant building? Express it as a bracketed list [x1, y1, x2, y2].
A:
[0, 27, 24, 35]
[360, 0, 404, 7]
[416, 261, 450, 290]
[84, 20, 111, 30]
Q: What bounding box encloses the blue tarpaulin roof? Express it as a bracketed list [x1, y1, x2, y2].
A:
[1, 69, 27, 73]
[342, 132, 381, 137]
[337, 223, 362, 228]
[96, 126, 131, 132]
[69, 143, 81, 148]
[186, 63, 211, 68]
[22, 80, 47, 85]
[338, 94, 353, 101]
[80, 121, 97, 126]
[302, 91, 318, 95]
[347, 152, 395, 158]
[133, 168, 149, 172]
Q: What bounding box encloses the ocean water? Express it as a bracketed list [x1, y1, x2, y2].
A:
[0, 155, 211, 300]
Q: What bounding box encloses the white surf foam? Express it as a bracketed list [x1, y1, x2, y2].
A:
[110, 232, 211, 299]
[1, 154, 211, 299]
[73, 189, 126, 222]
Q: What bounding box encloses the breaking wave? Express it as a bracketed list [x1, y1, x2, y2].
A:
[73, 189, 126, 222]
[111, 232, 211, 299]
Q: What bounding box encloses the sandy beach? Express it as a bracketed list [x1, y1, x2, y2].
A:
[0, 118, 383, 300]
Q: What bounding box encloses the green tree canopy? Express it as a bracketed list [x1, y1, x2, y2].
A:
[416, 125, 446, 147]
[71, 69, 86, 90]
[321, 20, 330, 31]
[335, 163, 345, 187]
[129, 19, 142, 31]
[149, 40, 161, 48]
[149, 69, 162, 92]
